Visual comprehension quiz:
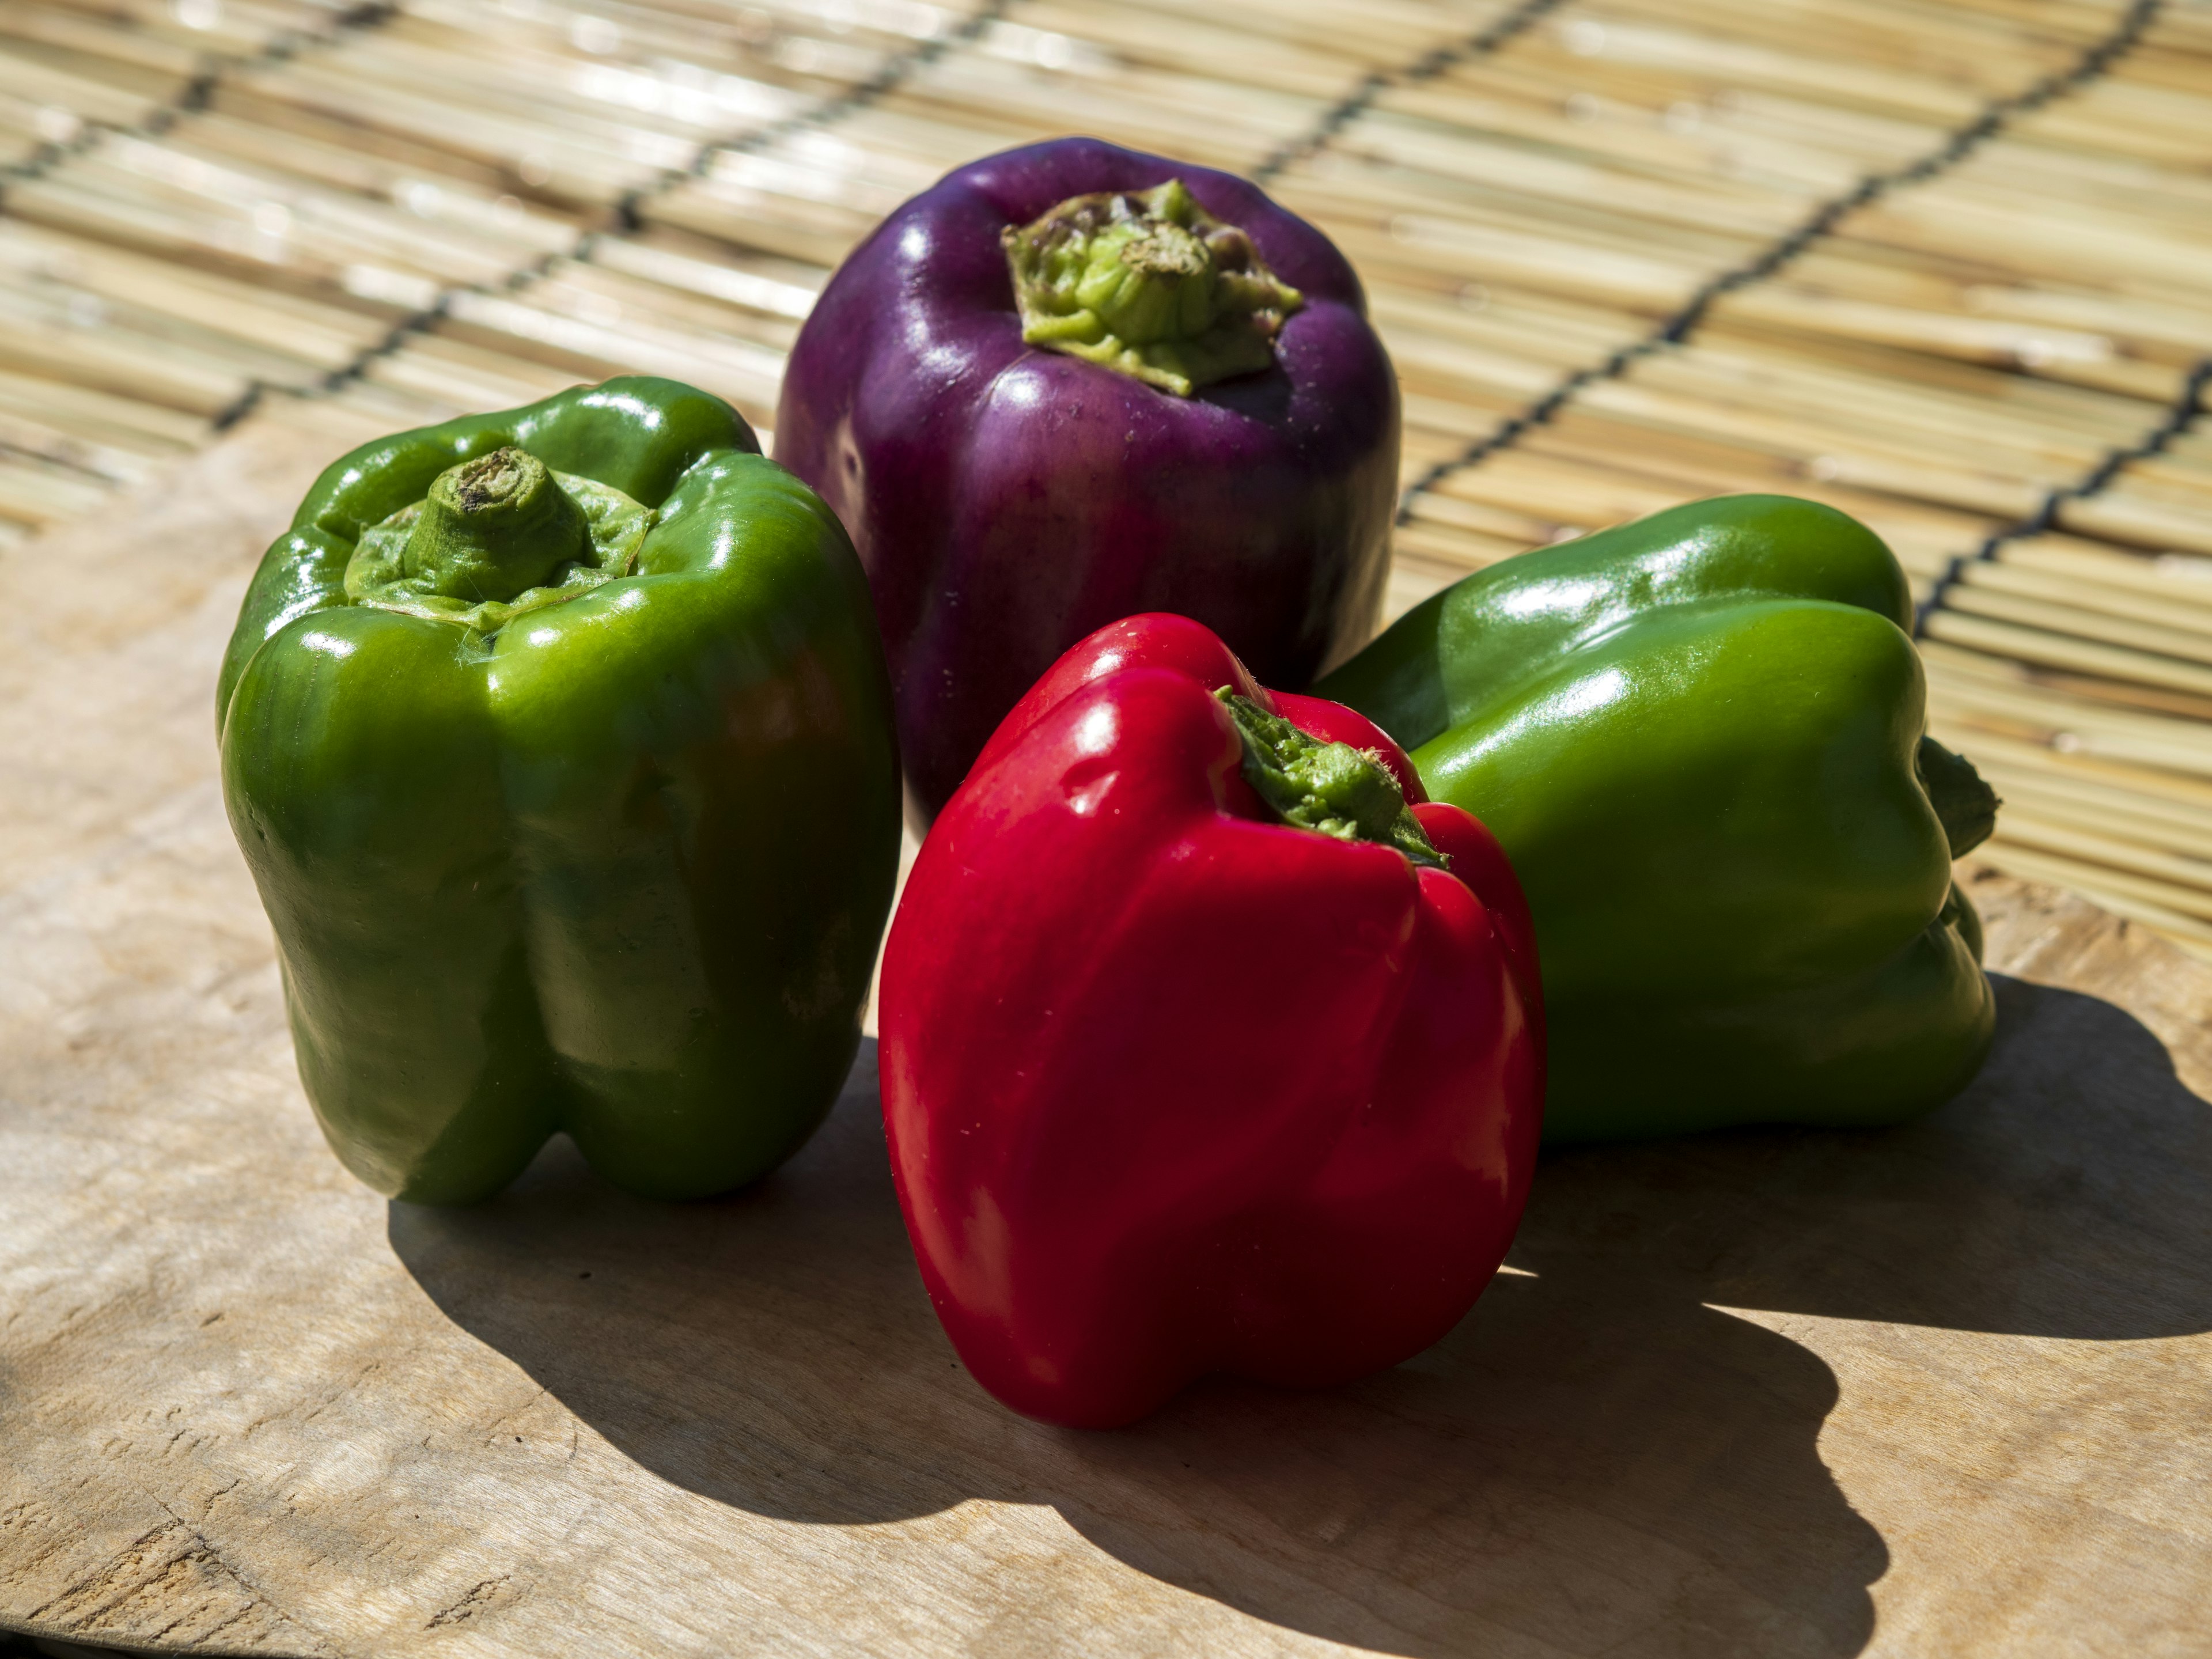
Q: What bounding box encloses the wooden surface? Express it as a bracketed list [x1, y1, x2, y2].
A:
[4, 416, 2212, 1658]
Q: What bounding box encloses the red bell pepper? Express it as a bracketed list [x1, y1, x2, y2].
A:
[878, 614, 1544, 1427]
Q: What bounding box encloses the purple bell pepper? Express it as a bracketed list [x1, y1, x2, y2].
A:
[774, 137, 1400, 822]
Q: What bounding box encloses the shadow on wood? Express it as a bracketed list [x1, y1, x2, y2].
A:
[1518, 974, 2212, 1344]
[388, 972, 2208, 1657]
[11, 412, 2212, 1656]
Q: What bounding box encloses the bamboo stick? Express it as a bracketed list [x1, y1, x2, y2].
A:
[1967, 555, 2212, 638]
[0, 304, 246, 416]
[0, 46, 171, 129]
[1942, 583, 2212, 668]
[1926, 696, 2212, 782]
[1965, 846, 2212, 960]
[1100, 0, 1527, 60]
[1010, 2, 1372, 99]
[1404, 490, 1566, 548]
[361, 334, 581, 411]
[1972, 838, 2212, 929]
[0, 365, 207, 449]
[586, 233, 822, 322]
[2064, 490, 2212, 558]
[1630, 336, 2153, 460]
[1388, 521, 1540, 582]
[1925, 612, 2212, 708]
[5, 12, 206, 88]
[1995, 809, 2212, 894]
[1979, 779, 2212, 862]
[3, 0, 2209, 937]
[0, 453, 117, 528]
[0, 218, 393, 366]
[2001, 536, 2212, 601]
[0, 407, 170, 486]
[1381, 554, 1459, 624]
[1952, 726, 2212, 816]
[2116, 459, 2212, 516]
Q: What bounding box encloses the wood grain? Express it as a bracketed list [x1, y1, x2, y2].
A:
[2, 417, 2208, 1657]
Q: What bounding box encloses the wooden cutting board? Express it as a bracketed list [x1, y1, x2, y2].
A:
[2, 411, 2207, 1659]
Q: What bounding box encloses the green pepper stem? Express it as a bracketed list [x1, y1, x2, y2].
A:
[1217, 689, 1448, 869]
[402, 446, 591, 604]
[1003, 180, 1304, 396]
[1918, 735, 2001, 858]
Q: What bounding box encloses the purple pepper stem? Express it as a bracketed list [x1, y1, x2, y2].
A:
[776, 137, 1401, 827]
[1002, 178, 1305, 396]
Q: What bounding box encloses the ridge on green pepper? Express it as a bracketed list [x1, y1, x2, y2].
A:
[1316, 493, 2000, 1142]
[218, 377, 902, 1205]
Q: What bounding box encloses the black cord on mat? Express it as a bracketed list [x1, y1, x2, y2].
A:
[1, 0, 397, 433]
[609, 0, 1017, 233]
[1249, 0, 1569, 185]
[215, 241, 578, 431]
[0, 2, 399, 201]
[214, 0, 1019, 421]
[1911, 354, 2212, 637]
[1395, 0, 2169, 523]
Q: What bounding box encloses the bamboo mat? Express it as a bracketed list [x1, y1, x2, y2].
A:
[2, 0, 2209, 956]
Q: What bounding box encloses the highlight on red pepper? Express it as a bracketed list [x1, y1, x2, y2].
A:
[775, 137, 1401, 825]
[877, 615, 1544, 1429]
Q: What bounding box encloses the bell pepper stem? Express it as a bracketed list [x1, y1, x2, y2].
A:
[403, 446, 591, 604]
[1003, 180, 1304, 396]
[1216, 689, 1448, 869]
[1916, 736, 2000, 858]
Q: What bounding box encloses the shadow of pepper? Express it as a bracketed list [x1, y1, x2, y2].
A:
[388, 974, 2211, 1656]
[395, 1037, 1893, 1658]
[1524, 974, 2212, 1342]
[1052, 1271, 1882, 1657]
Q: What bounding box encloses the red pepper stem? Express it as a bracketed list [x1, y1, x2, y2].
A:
[1215, 689, 1448, 870]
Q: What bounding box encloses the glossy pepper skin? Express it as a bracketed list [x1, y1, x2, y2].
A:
[775, 137, 1400, 825]
[218, 378, 901, 1205]
[878, 615, 1543, 1428]
[1316, 494, 1998, 1144]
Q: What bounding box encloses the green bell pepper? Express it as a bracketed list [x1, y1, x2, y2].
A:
[1316, 494, 1998, 1142]
[218, 377, 901, 1203]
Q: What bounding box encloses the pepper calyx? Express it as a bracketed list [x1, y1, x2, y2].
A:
[1216, 688, 1448, 870]
[1916, 734, 2001, 858]
[1003, 179, 1304, 396]
[343, 449, 656, 635]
